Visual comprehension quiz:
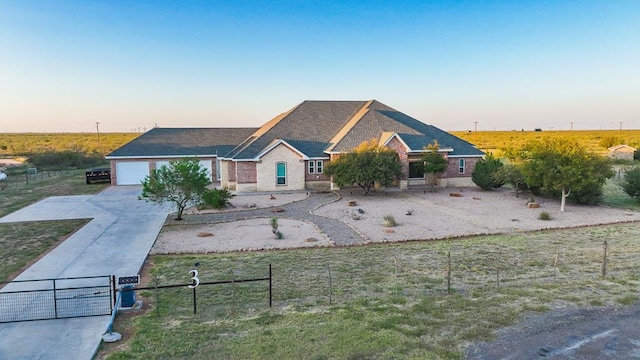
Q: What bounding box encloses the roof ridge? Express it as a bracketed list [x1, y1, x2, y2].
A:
[325, 100, 374, 152]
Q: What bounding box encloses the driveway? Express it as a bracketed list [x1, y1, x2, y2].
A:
[0, 186, 168, 360]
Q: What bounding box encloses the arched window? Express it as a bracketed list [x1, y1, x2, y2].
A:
[458, 159, 465, 174]
[276, 162, 287, 185]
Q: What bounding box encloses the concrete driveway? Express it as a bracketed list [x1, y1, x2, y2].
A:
[0, 186, 169, 360]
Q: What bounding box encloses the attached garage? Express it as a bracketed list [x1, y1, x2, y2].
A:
[115, 161, 149, 185]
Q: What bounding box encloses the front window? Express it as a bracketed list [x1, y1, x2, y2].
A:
[409, 161, 425, 179]
[458, 159, 465, 174]
[308, 160, 323, 174]
[276, 162, 287, 185]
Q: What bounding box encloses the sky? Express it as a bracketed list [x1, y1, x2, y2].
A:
[1, 1, 639, 133]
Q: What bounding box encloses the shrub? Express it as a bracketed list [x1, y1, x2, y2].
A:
[472, 153, 504, 190]
[200, 188, 234, 209]
[621, 167, 640, 202]
[383, 215, 397, 227]
[538, 211, 551, 220]
[27, 150, 105, 170]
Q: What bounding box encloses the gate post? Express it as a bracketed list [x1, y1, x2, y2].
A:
[53, 279, 58, 319]
[111, 275, 117, 309]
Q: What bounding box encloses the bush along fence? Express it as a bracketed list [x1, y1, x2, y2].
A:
[132, 237, 640, 320]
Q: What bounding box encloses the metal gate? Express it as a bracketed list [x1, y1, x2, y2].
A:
[0, 275, 113, 323]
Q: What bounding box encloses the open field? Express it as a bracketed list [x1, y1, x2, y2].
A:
[0, 132, 138, 156]
[100, 223, 640, 359]
[452, 129, 640, 156]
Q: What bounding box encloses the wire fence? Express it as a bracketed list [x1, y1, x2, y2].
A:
[139, 238, 640, 320]
[0, 170, 77, 191]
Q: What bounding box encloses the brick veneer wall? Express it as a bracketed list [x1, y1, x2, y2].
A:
[256, 144, 305, 191]
[385, 137, 409, 179]
[446, 157, 480, 178]
[236, 162, 257, 183]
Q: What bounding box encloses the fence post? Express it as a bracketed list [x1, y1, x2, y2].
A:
[53, 279, 58, 319]
[154, 276, 160, 317]
[447, 251, 451, 295]
[553, 245, 559, 282]
[269, 264, 272, 308]
[496, 249, 501, 290]
[192, 287, 197, 315]
[111, 275, 117, 309]
[327, 264, 333, 305]
[602, 241, 608, 278]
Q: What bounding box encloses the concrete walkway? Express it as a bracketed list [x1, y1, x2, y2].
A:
[0, 186, 168, 360]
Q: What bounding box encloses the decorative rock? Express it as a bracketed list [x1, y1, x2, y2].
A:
[527, 202, 540, 208]
[384, 229, 395, 233]
[271, 208, 285, 213]
[197, 232, 214, 237]
[450, 192, 463, 197]
[305, 238, 318, 242]
[347, 200, 357, 206]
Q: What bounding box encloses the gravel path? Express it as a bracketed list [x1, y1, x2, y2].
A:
[166, 192, 365, 246]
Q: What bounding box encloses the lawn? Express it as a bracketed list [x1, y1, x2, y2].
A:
[0, 169, 107, 282]
[101, 224, 640, 359]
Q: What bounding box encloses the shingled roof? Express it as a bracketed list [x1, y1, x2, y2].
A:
[224, 100, 483, 159]
[106, 127, 258, 158]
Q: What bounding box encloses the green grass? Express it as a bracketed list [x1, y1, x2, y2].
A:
[0, 220, 88, 282]
[102, 224, 640, 360]
[602, 177, 640, 210]
[0, 169, 109, 218]
[0, 169, 106, 281]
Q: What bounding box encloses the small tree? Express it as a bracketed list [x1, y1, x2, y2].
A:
[422, 141, 448, 192]
[621, 167, 640, 202]
[139, 158, 211, 220]
[517, 139, 614, 212]
[325, 139, 402, 195]
[472, 153, 504, 190]
[494, 164, 526, 197]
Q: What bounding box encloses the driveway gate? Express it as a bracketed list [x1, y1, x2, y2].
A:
[0, 275, 113, 323]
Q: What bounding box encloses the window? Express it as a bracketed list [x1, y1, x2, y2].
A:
[408, 162, 425, 179]
[276, 162, 287, 185]
[458, 159, 465, 174]
[308, 160, 323, 174]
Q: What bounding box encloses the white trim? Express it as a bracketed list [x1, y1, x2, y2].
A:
[254, 139, 309, 161]
[381, 133, 410, 150]
[447, 154, 483, 158]
[276, 162, 287, 186]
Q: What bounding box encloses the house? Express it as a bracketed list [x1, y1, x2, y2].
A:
[106, 100, 484, 190]
[608, 144, 637, 161]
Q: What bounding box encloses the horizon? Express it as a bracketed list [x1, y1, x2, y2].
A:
[1, 1, 639, 132]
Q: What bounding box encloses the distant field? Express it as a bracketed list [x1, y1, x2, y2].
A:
[0, 133, 139, 157]
[452, 130, 640, 156]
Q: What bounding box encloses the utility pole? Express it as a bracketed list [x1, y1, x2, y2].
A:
[570, 122, 573, 131]
[619, 122, 623, 132]
[473, 121, 478, 132]
[96, 122, 101, 149]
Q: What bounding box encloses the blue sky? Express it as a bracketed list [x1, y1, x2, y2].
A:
[1, 1, 639, 132]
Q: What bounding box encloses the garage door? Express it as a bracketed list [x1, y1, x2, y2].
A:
[155, 160, 213, 181]
[116, 161, 149, 185]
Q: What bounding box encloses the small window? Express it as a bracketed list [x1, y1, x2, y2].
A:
[409, 162, 425, 179]
[458, 159, 465, 174]
[308, 160, 324, 174]
[276, 162, 287, 185]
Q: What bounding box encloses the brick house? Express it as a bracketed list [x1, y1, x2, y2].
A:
[106, 100, 484, 191]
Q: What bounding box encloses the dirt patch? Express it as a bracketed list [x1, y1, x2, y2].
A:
[151, 218, 330, 254]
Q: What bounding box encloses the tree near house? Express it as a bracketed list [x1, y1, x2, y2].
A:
[471, 153, 504, 190]
[621, 167, 640, 202]
[139, 158, 211, 220]
[325, 139, 402, 195]
[494, 164, 526, 198]
[421, 141, 448, 192]
[516, 139, 614, 212]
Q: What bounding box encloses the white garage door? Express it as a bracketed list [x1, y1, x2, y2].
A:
[155, 160, 213, 181]
[116, 161, 149, 185]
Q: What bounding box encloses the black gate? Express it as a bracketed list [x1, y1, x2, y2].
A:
[0, 275, 113, 323]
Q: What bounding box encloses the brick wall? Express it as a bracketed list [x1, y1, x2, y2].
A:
[385, 137, 409, 179]
[256, 144, 305, 191]
[236, 162, 257, 183]
[445, 157, 480, 178]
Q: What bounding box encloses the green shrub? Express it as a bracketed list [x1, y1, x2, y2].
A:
[383, 215, 397, 227]
[200, 188, 234, 209]
[538, 211, 551, 220]
[472, 153, 504, 190]
[621, 167, 640, 202]
[27, 150, 104, 170]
